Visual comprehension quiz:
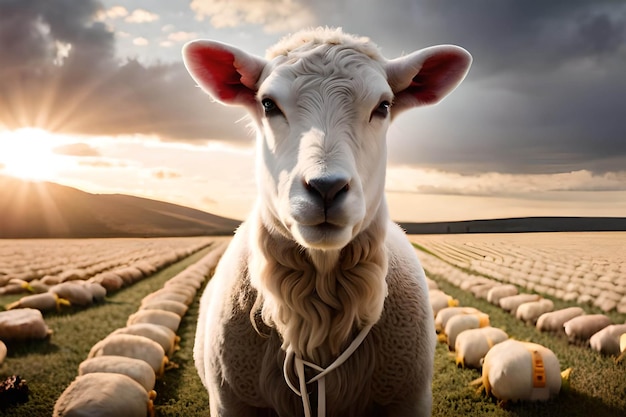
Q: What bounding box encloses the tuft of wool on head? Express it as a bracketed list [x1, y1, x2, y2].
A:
[266, 26, 384, 61]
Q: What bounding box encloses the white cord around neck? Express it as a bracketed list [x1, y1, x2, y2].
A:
[283, 323, 373, 417]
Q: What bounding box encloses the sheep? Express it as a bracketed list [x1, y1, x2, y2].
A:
[444, 312, 490, 350]
[563, 314, 612, 343]
[157, 283, 196, 304]
[499, 293, 541, 315]
[618, 333, 626, 363]
[165, 274, 203, 291]
[0, 308, 52, 340]
[487, 284, 518, 305]
[140, 289, 190, 307]
[78, 355, 156, 392]
[133, 260, 157, 277]
[536, 306, 585, 333]
[41, 274, 62, 286]
[589, 324, 626, 356]
[429, 289, 460, 317]
[90, 272, 124, 292]
[515, 298, 554, 324]
[0, 340, 6, 365]
[183, 27, 471, 416]
[114, 266, 144, 285]
[434, 306, 480, 334]
[0, 282, 28, 295]
[111, 323, 179, 357]
[88, 334, 167, 377]
[459, 276, 493, 292]
[470, 282, 499, 300]
[455, 326, 508, 369]
[25, 279, 51, 294]
[5, 292, 70, 312]
[140, 299, 188, 317]
[82, 281, 107, 302]
[53, 373, 156, 417]
[49, 282, 93, 306]
[479, 340, 563, 402]
[127, 309, 181, 333]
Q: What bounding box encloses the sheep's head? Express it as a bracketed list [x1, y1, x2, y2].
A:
[183, 28, 471, 251]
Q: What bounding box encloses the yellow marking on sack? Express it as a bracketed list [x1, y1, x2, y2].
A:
[530, 349, 546, 388]
[456, 355, 465, 368]
[475, 313, 490, 328]
[560, 367, 572, 393]
[485, 335, 494, 349]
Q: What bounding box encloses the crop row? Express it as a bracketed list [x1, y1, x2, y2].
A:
[412, 232, 626, 313]
[421, 244, 626, 408]
[418, 246, 626, 353]
[0, 238, 214, 296]
[52, 241, 228, 416]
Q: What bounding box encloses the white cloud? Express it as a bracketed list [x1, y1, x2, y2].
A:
[385, 167, 626, 196]
[167, 31, 199, 43]
[99, 6, 128, 20]
[132, 37, 149, 46]
[190, 0, 314, 33]
[125, 9, 160, 24]
[151, 168, 182, 180]
[52, 134, 256, 220]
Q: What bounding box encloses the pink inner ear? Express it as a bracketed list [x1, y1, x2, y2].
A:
[406, 51, 469, 105]
[186, 44, 257, 105]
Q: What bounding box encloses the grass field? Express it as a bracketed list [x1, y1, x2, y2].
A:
[417, 233, 626, 417]
[429, 278, 626, 417]
[0, 243, 213, 416]
[1, 234, 625, 416]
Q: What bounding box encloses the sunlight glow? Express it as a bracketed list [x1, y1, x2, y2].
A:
[0, 128, 71, 181]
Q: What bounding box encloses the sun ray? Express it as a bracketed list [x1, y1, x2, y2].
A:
[0, 128, 72, 181]
[0, 176, 70, 237]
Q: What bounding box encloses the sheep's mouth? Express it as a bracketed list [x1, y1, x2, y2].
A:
[293, 221, 352, 250]
[314, 222, 342, 232]
[300, 221, 345, 237]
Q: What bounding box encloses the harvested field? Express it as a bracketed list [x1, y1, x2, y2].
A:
[412, 232, 626, 313]
[0, 233, 624, 416]
[413, 232, 626, 417]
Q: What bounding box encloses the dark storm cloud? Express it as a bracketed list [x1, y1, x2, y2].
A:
[312, 0, 626, 75]
[333, 0, 626, 174]
[218, 0, 624, 174]
[2, 0, 625, 175]
[423, 0, 626, 81]
[0, 0, 244, 141]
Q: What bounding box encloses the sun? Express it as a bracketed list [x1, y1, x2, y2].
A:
[0, 127, 68, 181]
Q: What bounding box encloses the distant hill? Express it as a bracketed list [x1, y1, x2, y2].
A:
[0, 176, 241, 238]
[399, 216, 626, 234]
[2, 176, 624, 238]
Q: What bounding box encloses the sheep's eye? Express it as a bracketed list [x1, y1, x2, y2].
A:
[371, 100, 391, 120]
[261, 98, 281, 116]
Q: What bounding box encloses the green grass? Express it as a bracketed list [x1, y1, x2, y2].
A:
[429, 276, 626, 417]
[2, 242, 625, 416]
[0, 245, 213, 416]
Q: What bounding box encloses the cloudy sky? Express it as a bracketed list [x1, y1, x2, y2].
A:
[1, 0, 625, 222]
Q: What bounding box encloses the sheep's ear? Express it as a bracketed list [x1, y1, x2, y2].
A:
[182, 40, 267, 108]
[386, 45, 472, 115]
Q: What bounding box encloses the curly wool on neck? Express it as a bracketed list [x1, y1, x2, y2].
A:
[250, 220, 388, 364]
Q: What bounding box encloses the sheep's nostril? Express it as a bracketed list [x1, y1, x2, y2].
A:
[305, 176, 350, 205]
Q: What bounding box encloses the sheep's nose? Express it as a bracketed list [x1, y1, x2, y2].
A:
[305, 176, 350, 206]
